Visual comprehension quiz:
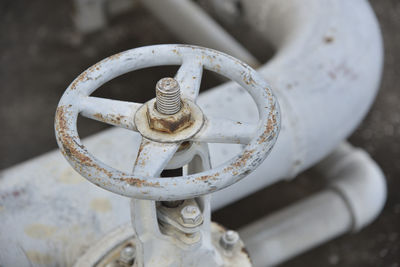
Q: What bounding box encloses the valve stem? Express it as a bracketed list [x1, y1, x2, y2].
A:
[156, 77, 181, 115]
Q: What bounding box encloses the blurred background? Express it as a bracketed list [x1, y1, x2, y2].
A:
[0, 0, 399, 266]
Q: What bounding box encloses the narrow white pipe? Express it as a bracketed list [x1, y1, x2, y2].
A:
[317, 142, 387, 231]
[239, 191, 352, 267]
[238, 143, 386, 266]
[140, 0, 260, 67]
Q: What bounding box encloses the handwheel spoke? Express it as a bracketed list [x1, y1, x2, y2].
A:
[132, 138, 180, 177]
[175, 59, 203, 100]
[80, 96, 141, 131]
[192, 116, 257, 144]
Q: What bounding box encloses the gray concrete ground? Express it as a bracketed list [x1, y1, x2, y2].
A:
[0, 0, 399, 266]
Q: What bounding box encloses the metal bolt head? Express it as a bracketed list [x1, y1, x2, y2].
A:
[220, 230, 239, 250]
[180, 205, 203, 225]
[119, 245, 135, 265]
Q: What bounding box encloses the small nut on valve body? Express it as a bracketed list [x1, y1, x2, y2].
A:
[146, 100, 193, 134]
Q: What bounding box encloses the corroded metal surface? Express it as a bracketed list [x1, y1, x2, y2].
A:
[54, 44, 280, 201]
[136, 98, 204, 141]
[148, 100, 191, 133]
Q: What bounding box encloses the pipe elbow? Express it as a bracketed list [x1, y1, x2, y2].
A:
[323, 143, 387, 232]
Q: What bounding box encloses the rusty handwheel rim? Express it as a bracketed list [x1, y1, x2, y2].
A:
[55, 44, 280, 201]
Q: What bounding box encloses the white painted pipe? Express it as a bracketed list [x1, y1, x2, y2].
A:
[209, 0, 383, 209]
[140, 0, 260, 67]
[238, 142, 386, 266]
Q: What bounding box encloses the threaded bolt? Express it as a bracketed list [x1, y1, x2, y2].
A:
[155, 77, 181, 115]
[220, 230, 239, 250]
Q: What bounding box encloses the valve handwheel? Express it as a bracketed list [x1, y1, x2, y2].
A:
[55, 44, 280, 201]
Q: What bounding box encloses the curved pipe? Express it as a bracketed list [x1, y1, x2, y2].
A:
[238, 142, 386, 266]
[316, 142, 387, 231]
[209, 0, 383, 208]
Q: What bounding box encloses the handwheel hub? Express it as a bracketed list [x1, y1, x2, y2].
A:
[135, 97, 204, 143]
[147, 99, 192, 134]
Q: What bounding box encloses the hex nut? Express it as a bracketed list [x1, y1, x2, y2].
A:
[147, 100, 192, 134]
[180, 205, 203, 225]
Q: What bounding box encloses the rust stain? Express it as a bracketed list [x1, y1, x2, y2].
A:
[56, 106, 113, 178]
[122, 178, 161, 188]
[172, 49, 180, 55]
[196, 173, 219, 181]
[231, 149, 255, 169]
[70, 71, 90, 90]
[223, 166, 233, 172]
[107, 52, 122, 60]
[324, 36, 334, 44]
[134, 139, 149, 166]
[258, 103, 277, 144]
[70, 61, 104, 90]
[223, 149, 256, 174]
[178, 141, 192, 152]
[242, 246, 253, 264]
[147, 102, 193, 134]
[25, 224, 57, 239]
[214, 64, 221, 72]
[93, 113, 103, 120]
[242, 71, 256, 86]
[90, 198, 112, 213]
[151, 115, 192, 133]
[55, 106, 91, 166]
[93, 112, 126, 126]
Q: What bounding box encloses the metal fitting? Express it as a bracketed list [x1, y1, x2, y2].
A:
[146, 99, 192, 133]
[219, 230, 239, 250]
[180, 205, 203, 225]
[155, 77, 181, 115]
[119, 245, 135, 265]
